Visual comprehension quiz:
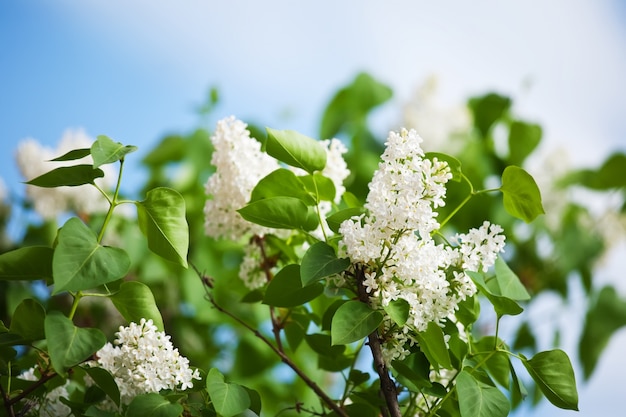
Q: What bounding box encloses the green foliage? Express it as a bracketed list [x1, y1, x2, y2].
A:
[125, 393, 183, 417]
[26, 165, 105, 187]
[0, 246, 53, 282]
[500, 166, 545, 223]
[521, 350, 579, 411]
[265, 128, 327, 173]
[331, 301, 383, 345]
[206, 368, 252, 417]
[457, 370, 511, 417]
[110, 281, 164, 331]
[91, 135, 137, 168]
[300, 242, 350, 285]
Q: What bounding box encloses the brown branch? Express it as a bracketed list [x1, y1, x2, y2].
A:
[191, 263, 348, 417]
[0, 380, 16, 417]
[355, 267, 402, 417]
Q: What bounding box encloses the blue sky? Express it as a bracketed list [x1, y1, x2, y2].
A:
[2, 1, 626, 415]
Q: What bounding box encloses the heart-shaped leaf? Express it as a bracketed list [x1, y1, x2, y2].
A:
[9, 299, 46, 341]
[126, 393, 183, 417]
[206, 368, 251, 417]
[521, 349, 578, 410]
[52, 218, 131, 294]
[91, 135, 137, 168]
[45, 312, 106, 376]
[265, 128, 326, 174]
[136, 187, 189, 268]
[331, 300, 383, 345]
[456, 370, 510, 417]
[301, 242, 350, 286]
[238, 196, 309, 230]
[500, 166, 544, 223]
[109, 281, 164, 331]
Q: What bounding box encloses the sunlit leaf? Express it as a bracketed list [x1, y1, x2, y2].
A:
[326, 207, 366, 233]
[383, 298, 410, 327]
[91, 135, 137, 168]
[250, 168, 316, 205]
[109, 281, 164, 331]
[490, 257, 530, 301]
[136, 187, 189, 268]
[265, 128, 326, 174]
[500, 166, 544, 223]
[331, 300, 383, 345]
[299, 173, 337, 202]
[44, 311, 106, 376]
[26, 165, 104, 188]
[52, 218, 130, 294]
[466, 271, 523, 317]
[521, 349, 578, 410]
[415, 321, 452, 370]
[300, 242, 350, 286]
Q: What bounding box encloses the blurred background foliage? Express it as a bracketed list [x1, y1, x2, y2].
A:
[1, 73, 625, 415]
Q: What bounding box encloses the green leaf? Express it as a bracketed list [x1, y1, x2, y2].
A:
[468, 93, 511, 138]
[300, 242, 350, 285]
[490, 258, 530, 301]
[136, 187, 189, 268]
[456, 370, 510, 417]
[125, 393, 183, 417]
[50, 148, 91, 161]
[466, 271, 523, 317]
[83, 366, 121, 407]
[500, 166, 545, 223]
[9, 299, 46, 341]
[305, 333, 346, 357]
[250, 169, 316, 205]
[473, 337, 511, 388]
[456, 295, 480, 327]
[263, 264, 324, 307]
[299, 173, 337, 202]
[44, 311, 106, 376]
[521, 349, 578, 410]
[331, 300, 383, 345]
[265, 128, 327, 173]
[26, 165, 105, 188]
[508, 121, 542, 166]
[206, 368, 251, 417]
[91, 135, 137, 168]
[425, 152, 462, 182]
[238, 196, 309, 229]
[109, 281, 164, 331]
[392, 351, 432, 390]
[415, 321, 452, 370]
[0, 246, 53, 282]
[52, 218, 131, 294]
[579, 286, 626, 379]
[383, 298, 410, 327]
[326, 207, 366, 233]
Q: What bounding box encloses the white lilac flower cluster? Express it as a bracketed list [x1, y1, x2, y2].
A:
[16, 129, 114, 220]
[94, 319, 201, 405]
[18, 368, 71, 417]
[339, 128, 505, 363]
[204, 116, 281, 241]
[205, 117, 350, 290]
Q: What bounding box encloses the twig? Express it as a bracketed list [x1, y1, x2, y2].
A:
[0, 380, 16, 417]
[355, 267, 402, 417]
[191, 263, 348, 417]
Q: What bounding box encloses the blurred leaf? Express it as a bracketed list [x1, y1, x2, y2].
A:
[0, 246, 53, 282]
[142, 135, 187, 166]
[206, 368, 250, 417]
[91, 135, 137, 168]
[125, 393, 183, 417]
[301, 242, 350, 286]
[456, 370, 510, 417]
[508, 121, 542, 166]
[45, 311, 106, 376]
[456, 295, 480, 327]
[238, 196, 309, 229]
[26, 165, 104, 188]
[320, 72, 392, 139]
[110, 281, 164, 331]
[415, 322, 452, 370]
[500, 166, 545, 223]
[559, 152, 626, 190]
[136, 187, 189, 268]
[9, 298, 45, 341]
[331, 300, 383, 345]
[579, 286, 626, 379]
[468, 93, 511, 138]
[263, 264, 324, 307]
[52, 217, 131, 294]
[265, 128, 326, 173]
[50, 148, 91, 161]
[521, 349, 578, 411]
[250, 168, 316, 205]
